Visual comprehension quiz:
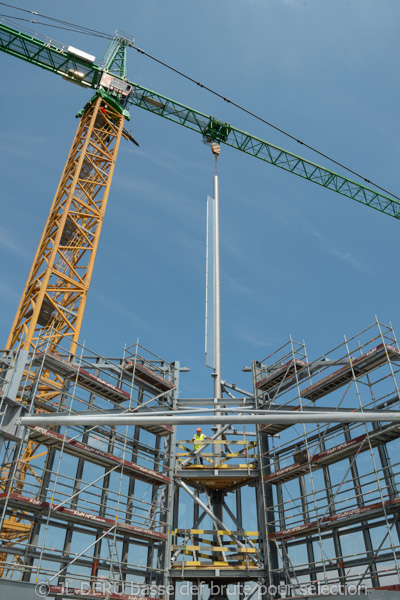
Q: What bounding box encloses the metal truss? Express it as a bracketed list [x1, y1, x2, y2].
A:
[6, 95, 125, 354]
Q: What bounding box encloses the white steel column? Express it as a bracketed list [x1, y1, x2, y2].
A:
[212, 146, 222, 464]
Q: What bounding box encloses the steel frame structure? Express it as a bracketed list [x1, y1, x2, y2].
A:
[0, 319, 400, 599]
[0, 333, 178, 597]
[253, 319, 400, 592]
[0, 17, 400, 600]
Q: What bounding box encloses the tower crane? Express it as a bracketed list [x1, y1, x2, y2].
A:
[0, 16, 399, 582]
[1, 19, 400, 355]
[0, 20, 399, 357]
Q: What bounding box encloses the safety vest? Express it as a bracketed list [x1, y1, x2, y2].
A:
[193, 433, 205, 451]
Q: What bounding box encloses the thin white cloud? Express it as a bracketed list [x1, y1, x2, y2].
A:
[93, 293, 161, 338]
[329, 248, 365, 271]
[0, 225, 31, 259]
[113, 175, 202, 220]
[279, 0, 301, 5]
[231, 325, 273, 348]
[0, 132, 54, 160]
[0, 280, 20, 303]
[122, 146, 208, 175]
[307, 226, 366, 271]
[223, 274, 263, 302]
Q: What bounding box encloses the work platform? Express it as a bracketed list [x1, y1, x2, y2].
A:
[170, 528, 262, 578]
[264, 424, 400, 485]
[256, 358, 308, 394]
[178, 465, 257, 490]
[269, 496, 400, 541]
[0, 492, 167, 542]
[177, 439, 258, 489]
[259, 405, 301, 435]
[32, 350, 173, 436]
[300, 343, 400, 401]
[169, 566, 264, 580]
[28, 425, 170, 484]
[124, 356, 175, 393]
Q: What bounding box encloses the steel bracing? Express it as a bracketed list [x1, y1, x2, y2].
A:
[0, 14, 399, 600]
[1, 319, 400, 598]
[0, 334, 178, 597]
[253, 319, 400, 592]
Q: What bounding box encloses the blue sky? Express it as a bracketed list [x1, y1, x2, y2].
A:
[1, 0, 400, 402]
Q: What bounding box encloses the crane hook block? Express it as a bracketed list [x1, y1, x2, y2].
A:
[203, 117, 231, 144]
[211, 143, 220, 157]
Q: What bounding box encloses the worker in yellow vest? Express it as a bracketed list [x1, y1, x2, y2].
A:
[192, 427, 211, 465]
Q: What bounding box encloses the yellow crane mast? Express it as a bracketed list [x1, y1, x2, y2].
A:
[6, 97, 125, 355]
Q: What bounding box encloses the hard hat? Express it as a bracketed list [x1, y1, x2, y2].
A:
[196, 427, 201, 432]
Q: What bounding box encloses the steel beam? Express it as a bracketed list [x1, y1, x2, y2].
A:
[20, 410, 400, 427]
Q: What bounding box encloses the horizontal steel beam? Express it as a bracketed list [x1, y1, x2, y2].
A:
[20, 410, 400, 427]
[169, 569, 265, 579]
[177, 399, 255, 406]
[177, 469, 258, 478]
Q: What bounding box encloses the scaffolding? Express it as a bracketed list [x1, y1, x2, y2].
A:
[253, 319, 400, 592]
[0, 319, 400, 598]
[0, 332, 178, 598]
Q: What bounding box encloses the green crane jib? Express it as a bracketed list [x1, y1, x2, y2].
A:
[0, 20, 399, 219]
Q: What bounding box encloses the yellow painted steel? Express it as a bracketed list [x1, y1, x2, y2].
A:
[172, 545, 256, 553]
[174, 528, 259, 536]
[6, 96, 124, 354]
[171, 563, 259, 570]
[0, 96, 125, 578]
[179, 440, 254, 445]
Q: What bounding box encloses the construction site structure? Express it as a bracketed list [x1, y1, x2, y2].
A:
[1, 15, 400, 600]
[1, 318, 400, 599]
[0, 332, 179, 599]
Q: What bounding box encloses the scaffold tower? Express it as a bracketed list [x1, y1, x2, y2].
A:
[0, 333, 179, 599]
[1, 318, 400, 599]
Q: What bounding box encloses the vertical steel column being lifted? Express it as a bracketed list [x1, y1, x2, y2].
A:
[211, 144, 223, 466]
[210, 144, 227, 600]
[6, 94, 125, 355]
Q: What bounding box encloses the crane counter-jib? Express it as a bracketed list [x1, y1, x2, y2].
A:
[0, 20, 101, 87]
[0, 20, 399, 220]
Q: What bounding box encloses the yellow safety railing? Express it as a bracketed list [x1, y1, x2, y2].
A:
[176, 439, 257, 468]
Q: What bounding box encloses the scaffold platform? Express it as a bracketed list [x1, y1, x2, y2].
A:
[0, 492, 167, 542]
[259, 405, 301, 435]
[269, 496, 400, 541]
[177, 465, 257, 490]
[28, 425, 170, 484]
[256, 358, 308, 393]
[264, 424, 400, 484]
[301, 343, 400, 401]
[32, 351, 173, 435]
[124, 356, 174, 392]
